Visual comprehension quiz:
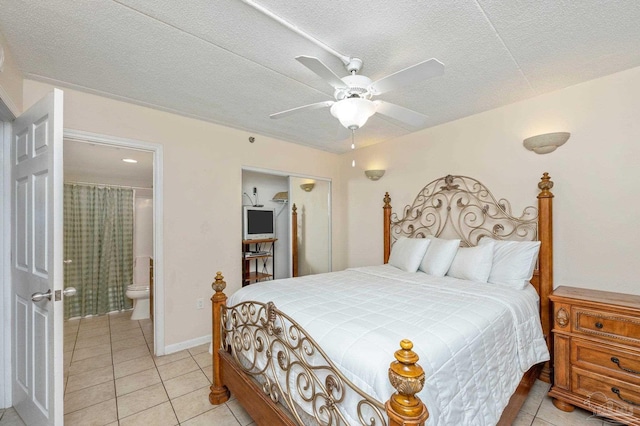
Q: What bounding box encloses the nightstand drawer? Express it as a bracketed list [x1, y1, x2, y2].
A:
[574, 308, 640, 346]
[572, 338, 640, 386]
[571, 367, 640, 415]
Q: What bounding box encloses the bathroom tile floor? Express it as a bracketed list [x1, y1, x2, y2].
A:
[0, 310, 616, 425]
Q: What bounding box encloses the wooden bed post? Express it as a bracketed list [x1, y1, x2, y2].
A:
[292, 203, 298, 278]
[383, 192, 391, 263]
[209, 272, 231, 404]
[537, 173, 554, 383]
[386, 339, 429, 426]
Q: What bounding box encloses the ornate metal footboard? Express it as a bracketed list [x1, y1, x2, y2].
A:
[224, 300, 387, 425]
[210, 273, 429, 426]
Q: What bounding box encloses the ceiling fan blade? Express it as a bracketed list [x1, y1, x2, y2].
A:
[368, 58, 444, 95]
[296, 56, 348, 90]
[270, 101, 334, 119]
[374, 100, 428, 128]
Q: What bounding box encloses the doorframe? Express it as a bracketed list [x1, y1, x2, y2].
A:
[1, 118, 13, 409]
[0, 94, 16, 408]
[63, 129, 166, 355]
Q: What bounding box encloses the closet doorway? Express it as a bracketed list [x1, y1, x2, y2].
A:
[63, 131, 164, 354]
[242, 167, 331, 280]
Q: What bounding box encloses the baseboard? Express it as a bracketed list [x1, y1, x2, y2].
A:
[164, 334, 211, 355]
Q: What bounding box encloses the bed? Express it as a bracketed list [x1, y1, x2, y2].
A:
[209, 173, 556, 426]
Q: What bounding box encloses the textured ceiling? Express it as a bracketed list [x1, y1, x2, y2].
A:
[1, 1, 640, 153]
[64, 139, 153, 188]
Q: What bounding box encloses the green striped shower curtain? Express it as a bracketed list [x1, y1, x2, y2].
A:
[64, 184, 134, 319]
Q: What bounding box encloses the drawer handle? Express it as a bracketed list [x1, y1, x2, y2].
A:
[611, 357, 640, 375]
[611, 387, 640, 406]
[595, 322, 604, 329]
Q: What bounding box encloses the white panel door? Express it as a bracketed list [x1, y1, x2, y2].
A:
[12, 89, 64, 426]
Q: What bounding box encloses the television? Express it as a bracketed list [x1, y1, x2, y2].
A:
[243, 206, 276, 240]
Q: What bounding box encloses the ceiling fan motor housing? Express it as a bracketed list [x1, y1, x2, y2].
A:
[335, 74, 373, 100]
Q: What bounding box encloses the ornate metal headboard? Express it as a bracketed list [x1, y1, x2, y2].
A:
[384, 173, 555, 383]
[389, 175, 538, 247]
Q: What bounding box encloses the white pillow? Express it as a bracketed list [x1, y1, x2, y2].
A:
[388, 237, 431, 273]
[419, 236, 460, 276]
[479, 238, 541, 289]
[446, 241, 495, 283]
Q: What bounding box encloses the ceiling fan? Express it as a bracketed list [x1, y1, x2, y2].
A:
[270, 56, 444, 130]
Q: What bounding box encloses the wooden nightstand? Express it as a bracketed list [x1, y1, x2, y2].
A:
[549, 286, 640, 424]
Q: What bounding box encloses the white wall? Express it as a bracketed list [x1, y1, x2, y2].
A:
[343, 66, 640, 295]
[134, 194, 153, 286]
[22, 79, 343, 349]
[241, 170, 289, 280]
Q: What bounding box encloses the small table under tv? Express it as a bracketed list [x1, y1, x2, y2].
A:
[242, 238, 276, 286]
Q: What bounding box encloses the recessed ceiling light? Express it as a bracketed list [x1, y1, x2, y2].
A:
[122, 158, 138, 163]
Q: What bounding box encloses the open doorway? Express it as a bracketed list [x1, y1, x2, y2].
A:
[241, 167, 332, 283]
[62, 131, 163, 356]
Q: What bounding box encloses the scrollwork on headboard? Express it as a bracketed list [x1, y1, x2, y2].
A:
[390, 175, 538, 246]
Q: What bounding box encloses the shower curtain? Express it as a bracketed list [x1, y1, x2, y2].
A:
[64, 184, 134, 319]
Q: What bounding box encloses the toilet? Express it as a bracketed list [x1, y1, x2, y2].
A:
[126, 285, 150, 320]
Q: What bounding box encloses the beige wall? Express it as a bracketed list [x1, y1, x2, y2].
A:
[20, 62, 640, 350]
[0, 31, 23, 115]
[343, 66, 640, 295]
[23, 79, 344, 348]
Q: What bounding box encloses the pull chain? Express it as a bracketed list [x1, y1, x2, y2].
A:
[351, 130, 356, 167]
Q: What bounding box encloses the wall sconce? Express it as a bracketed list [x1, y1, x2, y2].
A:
[300, 183, 315, 192]
[272, 191, 288, 203]
[364, 170, 385, 181]
[523, 132, 570, 154]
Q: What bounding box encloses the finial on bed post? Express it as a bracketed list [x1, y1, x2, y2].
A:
[537, 173, 554, 383]
[386, 339, 429, 426]
[209, 272, 231, 404]
[384, 192, 392, 264]
[538, 172, 554, 197]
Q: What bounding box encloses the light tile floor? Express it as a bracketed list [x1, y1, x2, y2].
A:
[0, 311, 253, 426]
[0, 311, 620, 425]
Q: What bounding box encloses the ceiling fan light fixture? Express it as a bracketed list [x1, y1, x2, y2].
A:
[330, 98, 376, 130]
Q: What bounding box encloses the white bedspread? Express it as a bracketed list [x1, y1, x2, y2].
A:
[227, 265, 550, 425]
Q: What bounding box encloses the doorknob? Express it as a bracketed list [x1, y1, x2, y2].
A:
[63, 259, 73, 264]
[63, 287, 77, 297]
[31, 289, 53, 302]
